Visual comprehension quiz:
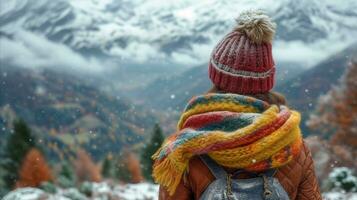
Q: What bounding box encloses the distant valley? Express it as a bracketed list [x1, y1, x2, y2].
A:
[0, 66, 157, 160]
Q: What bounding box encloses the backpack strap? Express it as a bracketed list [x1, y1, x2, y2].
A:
[200, 155, 277, 179]
[231, 167, 277, 177]
[262, 168, 277, 177]
[199, 155, 228, 179]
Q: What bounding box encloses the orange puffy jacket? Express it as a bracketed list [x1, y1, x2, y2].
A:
[159, 142, 322, 200]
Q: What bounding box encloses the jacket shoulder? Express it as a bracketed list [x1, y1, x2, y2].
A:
[275, 140, 313, 199]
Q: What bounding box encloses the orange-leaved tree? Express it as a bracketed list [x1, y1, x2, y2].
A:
[74, 149, 102, 183]
[126, 151, 144, 183]
[307, 58, 357, 168]
[114, 150, 144, 183]
[16, 148, 52, 188]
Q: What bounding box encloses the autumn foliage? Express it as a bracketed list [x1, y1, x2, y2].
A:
[114, 150, 144, 183]
[16, 148, 52, 188]
[308, 58, 357, 168]
[74, 149, 102, 183]
[125, 151, 143, 183]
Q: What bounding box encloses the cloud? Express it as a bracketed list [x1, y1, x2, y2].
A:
[110, 42, 166, 64]
[1, 28, 353, 74]
[169, 38, 354, 68]
[171, 42, 212, 67]
[273, 38, 355, 68]
[0, 29, 105, 73]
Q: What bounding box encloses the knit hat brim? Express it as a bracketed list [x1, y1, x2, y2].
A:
[209, 60, 275, 94]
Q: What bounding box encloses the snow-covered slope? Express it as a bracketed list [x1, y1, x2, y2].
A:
[1, 0, 357, 68]
[2, 183, 159, 200]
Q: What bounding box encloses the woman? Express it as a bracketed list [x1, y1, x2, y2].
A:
[153, 10, 321, 200]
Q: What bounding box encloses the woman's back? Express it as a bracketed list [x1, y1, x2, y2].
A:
[159, 142, 321, 200]
[153, 10, 322, 200]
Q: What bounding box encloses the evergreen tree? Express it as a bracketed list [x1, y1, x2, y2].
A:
[140, 123, 165, 181]
[114, 151, 132, 183]
[58, 161, 76, 188]
[1, 119, 36, 189]
[325, 167, 357, 192]
[101, 155, 113, 178]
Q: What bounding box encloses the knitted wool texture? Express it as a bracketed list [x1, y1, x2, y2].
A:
[152, 93, 302, 195]
[209, 10, 276, 94]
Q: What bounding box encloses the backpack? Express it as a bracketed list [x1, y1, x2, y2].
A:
[199, 155, 290, 200]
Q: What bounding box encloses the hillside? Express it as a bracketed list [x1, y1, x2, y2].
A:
[0, 66, 156, 159]
[276, 44, 357, 133]
[133, 65, 209, 111]
[135, 62, 304, 111]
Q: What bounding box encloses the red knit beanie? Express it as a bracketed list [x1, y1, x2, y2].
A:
[209, 10, 277, 94]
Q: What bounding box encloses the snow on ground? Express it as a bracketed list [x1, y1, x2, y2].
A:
[323, 192, 357, 200]
[2, 188, 70, 200]
[3, 182, 357, 200]
[3, 183, 159, 200]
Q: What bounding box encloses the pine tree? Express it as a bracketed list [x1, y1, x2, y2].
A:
[325, 167, 357, 192]
[114, 151, 132, 183]
[57, 161, 76, 188]
[140, 123, 165, 181]
[1, 119, 36, 189]
[16, 148, 52, 188]
[101, 154, 113, 178]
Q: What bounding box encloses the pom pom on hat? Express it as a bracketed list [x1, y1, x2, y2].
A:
[234, 10, 276, 44]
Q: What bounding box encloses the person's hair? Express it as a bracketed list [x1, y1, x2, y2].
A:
[207, 85, 286, 106]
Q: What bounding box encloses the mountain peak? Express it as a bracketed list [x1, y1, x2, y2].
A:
[1, 0, 357, 68]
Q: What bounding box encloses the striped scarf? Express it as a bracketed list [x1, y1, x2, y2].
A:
[152, 93, 302, 195]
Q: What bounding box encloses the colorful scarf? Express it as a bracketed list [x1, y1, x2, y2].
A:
[152, 93, 303, 195]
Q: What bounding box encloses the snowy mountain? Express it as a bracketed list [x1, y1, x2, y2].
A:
[1, 0, 357, 70]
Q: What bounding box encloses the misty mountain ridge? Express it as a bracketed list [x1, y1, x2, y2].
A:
[277, 43, 357, 132]
[132, 61, 304, 111]
[278, 44, 357, 110]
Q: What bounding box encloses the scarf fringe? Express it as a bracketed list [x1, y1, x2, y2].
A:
[152, 158, 188, 195]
